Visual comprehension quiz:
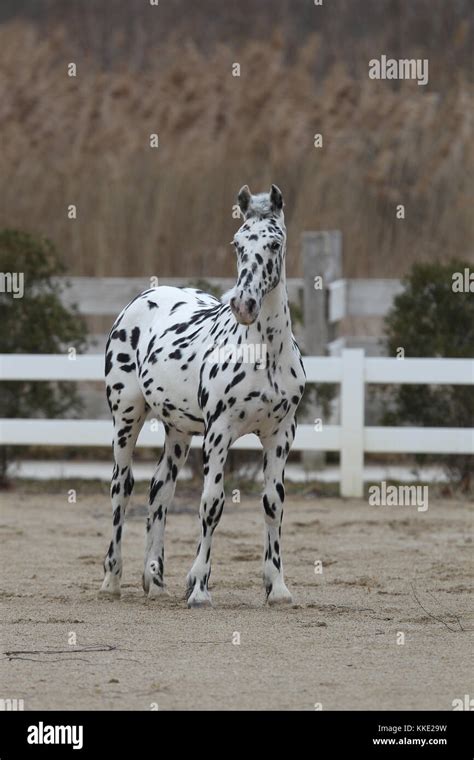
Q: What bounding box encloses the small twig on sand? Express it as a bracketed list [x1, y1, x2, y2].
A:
[4, 644, 117, 661]
[3, 656, 95, 663]
[411, 584, 464, 632]
[425, 589, 466, 632]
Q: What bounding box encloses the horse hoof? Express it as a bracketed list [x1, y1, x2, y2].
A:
[266, 585, 293, 606]
[147, 583, 170, 600]
[187, 588, 213, 608]
[99, 576, 121, 597]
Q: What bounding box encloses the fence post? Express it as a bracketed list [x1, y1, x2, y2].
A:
[340, 348, 365, 497]
[302, 231, 342, 355]
[302, 231, 342, 470]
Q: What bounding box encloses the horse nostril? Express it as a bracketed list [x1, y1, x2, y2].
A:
[230, 297, 237, 311]
[247, 298, 257, 313]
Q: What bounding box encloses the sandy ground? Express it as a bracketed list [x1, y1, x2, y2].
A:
[0, 488, 472, 711]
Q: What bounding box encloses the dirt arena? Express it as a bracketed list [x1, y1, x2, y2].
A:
[1, 488, 472, 710]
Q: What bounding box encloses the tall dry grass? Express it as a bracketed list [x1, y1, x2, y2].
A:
[0, 17, 472, 278]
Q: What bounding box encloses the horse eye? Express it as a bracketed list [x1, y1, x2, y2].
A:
[270, 241, 280, 251]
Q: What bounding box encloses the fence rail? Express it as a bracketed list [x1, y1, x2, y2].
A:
[56, 277, 304, 315]
[1, 350, 472, 497]
[58, 275, 403, 319]
[56, 272, 404, 357]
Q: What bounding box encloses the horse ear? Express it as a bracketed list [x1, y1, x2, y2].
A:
[238, 185, 252, 215]
[270, 184, 284, 212]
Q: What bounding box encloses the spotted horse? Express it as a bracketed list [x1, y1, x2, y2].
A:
[100, 184, 306, 607]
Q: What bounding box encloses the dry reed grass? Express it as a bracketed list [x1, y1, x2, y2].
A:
[0, 17, 472, 278]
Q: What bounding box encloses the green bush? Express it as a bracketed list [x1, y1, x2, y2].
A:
[382, 259, 474, 489]
[0, 230, 88, 482]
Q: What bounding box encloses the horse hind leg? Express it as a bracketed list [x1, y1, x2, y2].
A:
[100, 390, 146, 597]
[143, 427, 191, 599]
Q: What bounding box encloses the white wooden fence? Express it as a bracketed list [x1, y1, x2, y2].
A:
[57, 277, 304, 315]
[58, 275, 403, 318]
[56, 274, 403, 356]
[1, 350, 472, 497]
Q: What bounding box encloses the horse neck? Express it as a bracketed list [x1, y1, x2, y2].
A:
[247, 269, 292, 349]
